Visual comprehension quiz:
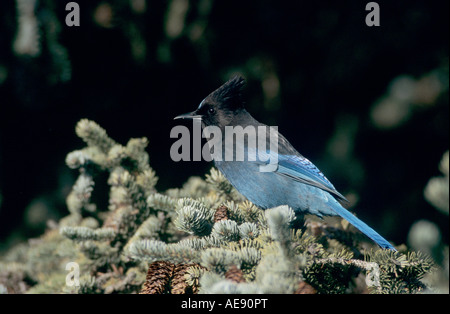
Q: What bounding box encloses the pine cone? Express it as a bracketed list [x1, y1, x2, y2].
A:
[140, 261, 174, 294]
[308, 221, 324, 237]
[225, 265, 246, 283]
[190, 280, 200, 294]
[170, 264, 191, 294]
[294, 281, 317, 294]
[214, 205, 229, 222]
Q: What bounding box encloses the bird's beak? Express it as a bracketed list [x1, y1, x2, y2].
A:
[174, 111, 203, 120]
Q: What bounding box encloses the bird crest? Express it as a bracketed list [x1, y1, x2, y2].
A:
[207, 75, 246, 110]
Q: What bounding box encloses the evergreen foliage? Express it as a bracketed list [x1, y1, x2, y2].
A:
[0, 119, 438, 294]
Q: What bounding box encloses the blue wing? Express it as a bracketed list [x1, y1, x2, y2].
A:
[251, 150, 348, 203]
[276, 155, 349, 202]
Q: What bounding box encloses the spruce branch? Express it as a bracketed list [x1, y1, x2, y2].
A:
[185, 265, 207, 293]
[238, 222, 260, 239]
[175, 199, 214, 236]
[364, 249, 434, 293]
[126, 240, 201, 264]
[65, 173, 96, 215]
[147, 193, 177, 212]
[75, 119, 116, 154]
[205, 168, 245, 201]
[60, 226, 116, 242]
[424, 150, 449, 215]
[13, 0, 40, 57]
[211, 220, 240, 242]
[265, 205, 296, 258]
[201, 248, 240, 274]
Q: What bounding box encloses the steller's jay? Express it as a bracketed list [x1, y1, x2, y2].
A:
[174, 76, 396, 251]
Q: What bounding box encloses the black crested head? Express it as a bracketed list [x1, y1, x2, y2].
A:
[174, 75, 250, 128]
[207, 75, 246, 110]
[189, 75, 247, 127]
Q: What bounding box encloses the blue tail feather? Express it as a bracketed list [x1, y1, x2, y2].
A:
[330, 202, 396, 251]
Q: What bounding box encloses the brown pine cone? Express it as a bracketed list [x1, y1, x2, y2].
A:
[225, 265, 246, 283]
[294, 281, 317, 294]
[214, 205, 229, 222]
[170, 264, 191, 294]
[140, 261, 174, 294]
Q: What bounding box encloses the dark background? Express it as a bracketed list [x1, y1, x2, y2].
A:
[0, 0, 448, 252]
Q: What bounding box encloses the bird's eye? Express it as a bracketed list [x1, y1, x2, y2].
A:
[208, 108, 215, 114]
